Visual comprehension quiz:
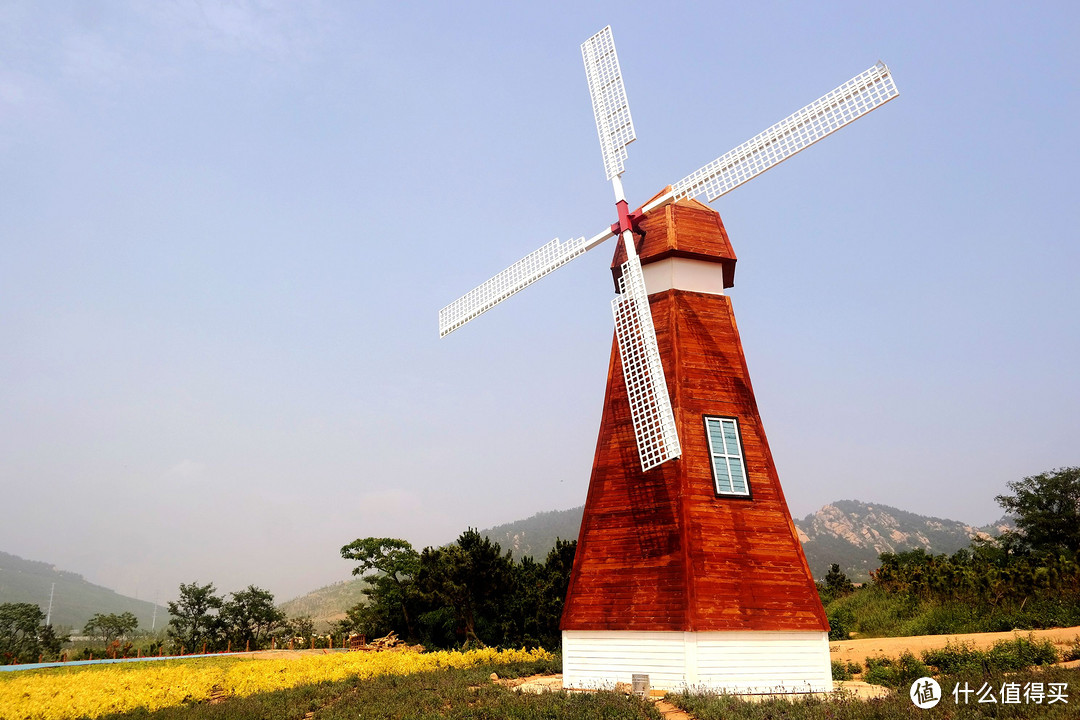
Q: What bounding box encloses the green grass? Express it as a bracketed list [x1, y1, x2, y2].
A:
[921, 636, 1059, 675]
[667, 667, 1078, 719]
[93, 654, 664, 720]
[824, 584, 1080, 638]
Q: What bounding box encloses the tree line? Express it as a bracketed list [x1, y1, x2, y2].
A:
[337, 529, 575, 650]
[165, 583, 297, 653]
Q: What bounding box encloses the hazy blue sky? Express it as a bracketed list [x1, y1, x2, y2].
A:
[2, 1, 1077, 605]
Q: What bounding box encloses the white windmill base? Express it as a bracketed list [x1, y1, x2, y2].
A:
[561, 630, 832, 694]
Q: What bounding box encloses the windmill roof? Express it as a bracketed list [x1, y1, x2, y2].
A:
[610, 188, 737, 291]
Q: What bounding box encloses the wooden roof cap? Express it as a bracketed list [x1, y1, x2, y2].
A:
[610, 187, 737, 290]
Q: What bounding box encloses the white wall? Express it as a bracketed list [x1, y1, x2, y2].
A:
[562, 630, 832, 694]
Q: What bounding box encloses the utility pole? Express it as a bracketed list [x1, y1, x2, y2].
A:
[45, 583, 55, 626]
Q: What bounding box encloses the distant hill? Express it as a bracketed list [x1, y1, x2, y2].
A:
[796, 500, 1012, 581]
[480, 508, 584, 561]
[277, 579, 369, 632]
[0, 551, 169, 632]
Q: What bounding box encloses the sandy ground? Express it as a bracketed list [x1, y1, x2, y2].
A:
[829, 625, 1080, 667]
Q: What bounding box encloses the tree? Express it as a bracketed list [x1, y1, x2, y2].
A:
[220, 586, 284, 651]
[824, 563, 855, 597]
[83, 612, 139, 647]
[0, 603, 62, 663]
[416, 529, 513, 648]
[996, 467, 1080, 557]
[341, 537, 420, 640]
[167, 582, 223, 652]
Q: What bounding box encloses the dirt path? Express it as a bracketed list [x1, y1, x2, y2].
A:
[830, 625, 1080, 666]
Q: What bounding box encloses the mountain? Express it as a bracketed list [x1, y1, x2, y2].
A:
[795, 500, 1011, 581]
[0, 551, 169, 632]
[480, 508, 584, 562]
[277, 579, 369, 631]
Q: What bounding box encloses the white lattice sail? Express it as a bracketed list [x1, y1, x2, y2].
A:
[673, 62, 899, 203]
[582, 26, 636, 181]
[439, 236, 588, 337]
[611, 256, 681, 471]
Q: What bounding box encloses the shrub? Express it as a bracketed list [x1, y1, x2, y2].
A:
[830, 660, 852, 681]
[863, 651, 929, 689]
[986, 635, 1058, 670]
[921, 641, 984, 674]
[921, 635, 1059, 675]
[904, 602, 979, 635]
[826, 607, 852, 641]
[1064, 636, 1080, 662]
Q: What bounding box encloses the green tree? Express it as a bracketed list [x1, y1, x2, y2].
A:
[167, 582, 223, 652]
[506, 538, 576, 648]
[83, 612, 139, 647]
[417, 529, 513, 648]
[824, 563, 855, 597]
[996, 467, 1080, 557]
[220, 586, 283, 651]
[0, 603, 62, 663]
[340, 537, 420, 640]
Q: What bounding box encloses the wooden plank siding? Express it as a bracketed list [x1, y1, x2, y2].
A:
[562, 630, 831, 693]
[561, 199, 828, 636]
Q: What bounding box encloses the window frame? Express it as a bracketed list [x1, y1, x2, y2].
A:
[702, 415, 753, 500]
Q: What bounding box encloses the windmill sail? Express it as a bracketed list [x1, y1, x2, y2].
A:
[582, 26, 636, 181]
[612, 255, 681, 471]
[673, 62, 898, 203]
[439, 236, 588, 337]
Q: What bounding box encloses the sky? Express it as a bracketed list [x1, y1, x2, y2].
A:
[1, 1, 1077, 606]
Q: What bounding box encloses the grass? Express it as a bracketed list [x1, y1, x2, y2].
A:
[825, 585, 1080, 639]
[920, 635, 1059, 675]
[667, 666, 1079, 719]
[89, 654, 663, 720]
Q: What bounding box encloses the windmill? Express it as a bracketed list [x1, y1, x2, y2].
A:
[439, 27, 898, 693]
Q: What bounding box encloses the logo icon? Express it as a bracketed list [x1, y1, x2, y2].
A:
[910, 677, 941, 708]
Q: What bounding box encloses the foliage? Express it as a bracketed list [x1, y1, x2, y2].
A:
[417, 529, 515, 647]
[822, 563, 855, 599]
[920, 636, 1058, 674]
[84, 613, 139, 647]
[0, 646, 553, 719]
[0, 603, 64, 664]
[219, 586, 283, 651]
[167, 583, 223, 653]
[340, 538, 421, 640]
[822, 583, 928, 638]
[830, 659, 853, 681]
[862, 651, 930, 690]
[339, 531, 576, 650]
[996, 466, 1080, 557]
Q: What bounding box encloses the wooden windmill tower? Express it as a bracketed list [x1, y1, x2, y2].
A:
[439, 27, 898, 693]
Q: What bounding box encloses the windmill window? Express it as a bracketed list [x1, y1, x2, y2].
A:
[704, 416, 749, 497]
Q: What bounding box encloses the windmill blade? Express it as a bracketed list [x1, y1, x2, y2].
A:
[439, 236, 589, 337]
[582, 26, 636, 181]
[612, 255, 681, 471]
[672, 62, 899, 203]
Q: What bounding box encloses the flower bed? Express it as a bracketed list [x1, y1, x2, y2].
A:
[0, 647, 552, 720]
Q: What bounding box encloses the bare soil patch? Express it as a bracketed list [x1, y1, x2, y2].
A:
[830, 625, 1080, 666]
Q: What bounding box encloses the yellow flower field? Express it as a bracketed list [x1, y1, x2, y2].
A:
[0, 647, 552, 720]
